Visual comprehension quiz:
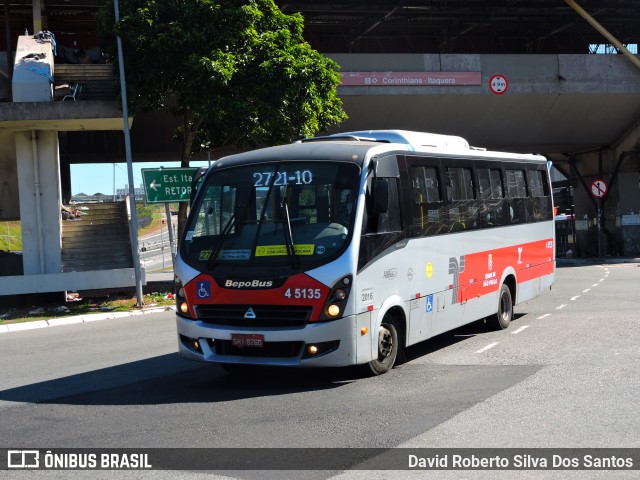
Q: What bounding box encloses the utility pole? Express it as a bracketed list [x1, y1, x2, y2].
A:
[114, 0, 144, 306]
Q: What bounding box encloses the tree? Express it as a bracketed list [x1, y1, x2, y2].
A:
[98, 0, 347, 238]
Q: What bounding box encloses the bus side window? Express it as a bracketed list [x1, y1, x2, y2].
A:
[506, 168, 528, 224]
[477, 167, 506, 227]
[364, 178, 401, 234]
[375, 178, 402, 233]
[445, 166, 475, 232]
[410, 166, 445, 236]
[527, 169, 553, 221]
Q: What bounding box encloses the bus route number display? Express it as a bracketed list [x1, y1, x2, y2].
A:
[253, 170, 313, 187]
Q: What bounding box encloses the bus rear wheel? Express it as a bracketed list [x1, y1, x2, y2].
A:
[367, 319, 399, 375]
[489, 283, 513, 330]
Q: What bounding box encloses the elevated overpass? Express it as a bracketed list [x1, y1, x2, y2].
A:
[328, 53, 640, 155]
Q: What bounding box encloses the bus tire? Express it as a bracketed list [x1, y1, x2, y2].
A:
[490, 283, 513, 330]
[367, 318, 399, 375]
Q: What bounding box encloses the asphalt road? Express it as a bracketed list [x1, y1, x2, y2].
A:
[1, 261, 639, 479]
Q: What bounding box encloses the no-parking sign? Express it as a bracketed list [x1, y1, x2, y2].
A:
[489, 74, 508, 94]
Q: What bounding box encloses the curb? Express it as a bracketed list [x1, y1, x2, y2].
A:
[1, 306, 176, 334]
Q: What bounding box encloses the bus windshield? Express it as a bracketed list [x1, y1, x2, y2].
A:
[181, 161, 361, 269]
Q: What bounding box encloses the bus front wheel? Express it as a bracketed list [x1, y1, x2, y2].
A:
[490, 283, 513, 330]
[367, 318, 399, 375]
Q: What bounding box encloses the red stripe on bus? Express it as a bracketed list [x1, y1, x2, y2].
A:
[458, 238, 554, 301]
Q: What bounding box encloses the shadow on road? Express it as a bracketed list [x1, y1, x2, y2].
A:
[0, 314, 528, 408]
[0, 354, 362, 407]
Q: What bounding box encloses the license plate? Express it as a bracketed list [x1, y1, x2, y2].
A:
[231, 334, 264, 348]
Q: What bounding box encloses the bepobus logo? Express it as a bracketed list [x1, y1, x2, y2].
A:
[8, 450, 40, 468]
[224, 279, 273, 289]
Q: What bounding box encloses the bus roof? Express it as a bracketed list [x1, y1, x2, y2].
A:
[213, 130, 546, 169]
[328, 129, 471, 151]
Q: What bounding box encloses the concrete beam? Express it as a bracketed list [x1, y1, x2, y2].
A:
[0, 101, 131, 131]
[0, 268, 144, 295]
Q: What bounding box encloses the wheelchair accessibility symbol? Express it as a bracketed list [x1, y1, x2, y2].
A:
[197, 281, 211, 298]
[426, 295, 433, 313]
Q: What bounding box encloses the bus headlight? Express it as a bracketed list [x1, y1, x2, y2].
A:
[175, 279, 192, 319]
[318, 275, 352, 321]
[327, 304, 341, 317]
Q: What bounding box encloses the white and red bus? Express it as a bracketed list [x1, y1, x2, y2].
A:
[175, 130, 555, 374]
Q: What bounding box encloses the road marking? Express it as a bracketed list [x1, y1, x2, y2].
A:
[599, 278, 604, 282]
[556, 304, 567, 310]
[537, 314, 551, 319]
[511, 326, 529, 335]
[592, 284, 599, 287]
[570, 295, 580, 301]
[583, 289, 591, 293]
[475, 342, 499, 353]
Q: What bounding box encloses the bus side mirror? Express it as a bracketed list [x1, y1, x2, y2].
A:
[189, 166, 208, 207]
[372, 178, 389, 214]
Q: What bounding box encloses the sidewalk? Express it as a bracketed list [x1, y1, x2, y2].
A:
[0, 303, 176, 334]
[0, 272, 176, 335]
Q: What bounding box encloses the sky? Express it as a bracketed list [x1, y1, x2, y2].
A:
[70, 160, 213, 196]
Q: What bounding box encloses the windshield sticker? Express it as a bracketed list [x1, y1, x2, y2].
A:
[255, 244, 314, 256]
[186, 230, 194, 241]
[316, 245, 326, 255]
[199, 250, 211, 261]
[219, 249, 251, 260]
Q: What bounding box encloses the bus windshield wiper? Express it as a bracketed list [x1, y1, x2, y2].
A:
[207, 212, 236, 269]
[280, 194, 299, 267]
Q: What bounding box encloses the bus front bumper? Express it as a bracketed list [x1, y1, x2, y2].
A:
[176, 313, 370, 368]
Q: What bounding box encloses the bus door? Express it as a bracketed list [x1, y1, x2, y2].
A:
[403, 155, 448, 343]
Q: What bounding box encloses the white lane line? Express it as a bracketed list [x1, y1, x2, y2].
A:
[537, 314, 551, 319]
[599, 278, 604, 282]
[556, 304, 567, 310]
[570, 295, 580, 301]
[475, 342, 499, 354]
[583, 289, 591, 293]
[511, 326, 529, 335]
[592, 284, 599, 287]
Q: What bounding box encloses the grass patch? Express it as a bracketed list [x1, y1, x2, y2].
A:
[0, 221, 22, 251]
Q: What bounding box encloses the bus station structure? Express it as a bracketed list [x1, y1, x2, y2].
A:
[0, 1, 639, 296]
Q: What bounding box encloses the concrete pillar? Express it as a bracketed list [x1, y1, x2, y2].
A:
[15, 130, 62, 274]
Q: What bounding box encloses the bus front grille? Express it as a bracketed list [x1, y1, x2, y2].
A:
[195, 304, 313, 327]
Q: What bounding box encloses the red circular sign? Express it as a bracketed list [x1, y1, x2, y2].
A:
[489, 74, 508, 94]
[590, 179, 608, 198]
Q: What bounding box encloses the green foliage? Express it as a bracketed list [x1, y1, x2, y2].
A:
[136, 203, 156, 220]
[0, 221, 21, 251]
[97, 0, 347, 155]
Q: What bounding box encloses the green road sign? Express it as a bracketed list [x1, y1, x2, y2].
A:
[142, 167, 198, 203]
